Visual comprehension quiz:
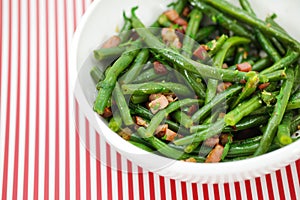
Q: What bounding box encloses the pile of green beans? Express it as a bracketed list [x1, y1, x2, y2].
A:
[91, 0, 300, 163]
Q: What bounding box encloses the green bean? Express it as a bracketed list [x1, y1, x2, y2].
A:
[261, 90, 278, 107]
[231, 72, 259, 109]
[287, 90, 300, 110]
[93, 44, 140, 115]
[90, 66, 104, 83]
[108, 111, 122, 132]
[128, 141, 154, 152]
[120, 49, 150, 84]
[290, 115, 300, 133]
[113, 82, 134, 125]
[239, 0, 281, 62]
[192, 1, 255, 41]
[173, 0, 188, 14]
[207, 34, 228, 57]
[276, 112, 293, 145]
[182, 9, 203, 57]
[206, 36, 250, 103]
[130, 95, 148, 104]
[122, 82, 193, 96]
[195, 25, 217, 42]
[292, 65, 300, 93]
[221, 134, 233, 160]
[171, 110, 193, 128]
[196, 0, 300, 51]
[225, 95, 263, 126]
[173, 119, 225, 145]
[261, 50, 299, 74]
[251, 57, 272, 72]
[254, 68, 294, 156]
[181, 69, 206, 99]
[94, 46, 126, 61]
[119, 12, 132, 43]
[192, 85, 242, 123]
[158, 14, 173, 27]
[270, 37, 286, 56]
[130, 7, 269, 83]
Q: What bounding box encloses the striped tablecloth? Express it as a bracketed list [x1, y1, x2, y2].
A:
[0, 0, 299, 199]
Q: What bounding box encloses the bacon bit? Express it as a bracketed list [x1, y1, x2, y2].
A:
[155, 124, 168, 138]
[118, 127, 132, 141]
[217, 82, 232, 93]
[161, 28, 182, 48]
[258, 82, 270, 90]
[164, 9, 180, 21]
[102, 107, 113, 118]
[153, 61, 168, 75]
[193, 45, 209, 60]
[222, 63, 228, 69]
[165, 94, 177, 103]
[101, 35, 121, 48]
[205, 144, 224, 163]
[149, 95, 169, 114]
[220, 134, 230, 146]
[173, 17, 188, 26]
[240, 79, 247, 84]
[203, 136, 220, 147]
[185, 157, 197, 163]
[165, 129, 177, 141]
[135, 116, 148, 127]
[182, 6, 190, 17]
[236, 62, 252, 72]
[187, 104, 198, 115]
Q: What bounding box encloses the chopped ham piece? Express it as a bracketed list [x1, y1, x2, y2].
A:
[193, 45, 208, 60]
[205, 144, 224, 163]
[153, 61, 168, 75]
[161, 28, 182, 49]
[149, 93, 163, 101]
[258, 82, 270, 90]
[222, 63, 228, 69]
[102, 107, 113, 118]
[149, 94, 169, 114]
[118, 127, 132, 141]
[101, 35, 121, 48]
[155, 124, 168, 138]
[217, 82, 232, 93]
[203, 136, 219, 147]
[185, 157, 197, 163]
[220, 134, 230, 146]
[173, 17, 188, 26]
[164, 9, 179, 21]
[165, 94, 177, 103]
[135, 116, 148, 127]
[187, 104, 198, 115]
[236, 62, 252, 72]
[182, 7, 190, 17]
[165, 129, 177, 141]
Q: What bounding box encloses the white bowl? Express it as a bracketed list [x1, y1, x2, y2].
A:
[71, 0, 300, 183]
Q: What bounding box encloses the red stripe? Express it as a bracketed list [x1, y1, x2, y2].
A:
[202, 184, 209, 200]
[234, 182, 241, 200]
[296, 159, 300, 186]
[159, 176, 166, 200]
[63, 0, 70, 199]
[96, 133, 102, 200]
[191, 183, 199, 200]
[73, 0, 77, 31]
[265, 174, 275, 200]
[255, 177, 263, 199]
[1, 0, 12, 198]
[33, 0, 40, 199]
[85, 119, 91, 200]
[244, 180, 253, 200]
[148, 172, 155, 200]
[117, 152, 123, 200]
[0, 0, 3, 104]
[54, 0, 60, 198]
[75, 101, 81, 200]
[181, 182, 188, 200]
[44, 0, 50, 198]
[275, 170, 285, 199]
[285, 165, 296, 199]
[12, 0, 22, 198]
[82, 0, 86, 14]
[23, 0, 32, 198]
[223, 183, 231, 200]
[170, 179, 177, 200]
[138, 166, 145, 200]
[213, 184, 220, 200]
[127, 160, 134, 200]
[106, 143, 113, 200]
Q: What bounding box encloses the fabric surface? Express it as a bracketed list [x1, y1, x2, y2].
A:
[0, 0, 299, 199]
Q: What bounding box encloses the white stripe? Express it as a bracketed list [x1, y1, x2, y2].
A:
[153, 173, 161, 200]
[100, 137, 108, 200]
[218, 183, 225, 200]
[249, 178, 258, 200]
[79, 109, 87, 199]
[207, 184, 215, 200]
[89, 125, 97, 200]
[239, 181, 247, 200]
[228, 183, 236, 200]
[281, 168, 291, 200]
[270, 172, 280, 200]
[260, 175, 269, 199]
